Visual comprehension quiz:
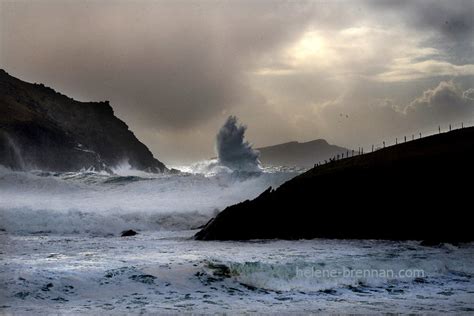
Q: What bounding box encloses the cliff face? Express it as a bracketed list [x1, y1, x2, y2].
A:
[196, 127, 474, 242]
[257, 139, 349, 167]
[0, 70, 166, 172]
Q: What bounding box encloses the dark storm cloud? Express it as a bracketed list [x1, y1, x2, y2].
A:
[370, 0, 474, 63]
[2, 0, 474, 163]
[369, 0, 474, 35]
[0, 0, 318, 130]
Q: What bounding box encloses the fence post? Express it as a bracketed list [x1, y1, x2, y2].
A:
[396, 138, 398, 145]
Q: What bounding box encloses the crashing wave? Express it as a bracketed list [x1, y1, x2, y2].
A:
[0, 164, 300, 235]
[216, 116, 261, 172]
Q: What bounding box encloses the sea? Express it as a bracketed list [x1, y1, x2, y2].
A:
[1, 162, 473, 313]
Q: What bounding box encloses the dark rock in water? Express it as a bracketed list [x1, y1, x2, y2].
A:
[41, 283, 54, 292]
[196, 127, 474, 242]
[0, 69, 166, 173]
[129, 274, 156, 284]
[207, 262, 232, 278]
[121, 230, 138, 237]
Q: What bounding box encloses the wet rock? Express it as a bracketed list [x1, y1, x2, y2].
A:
[41, 283, 53, 292]
[0, 70, 167, 173]
[121, 230, 138, 237]
[129, 274, 156, 284]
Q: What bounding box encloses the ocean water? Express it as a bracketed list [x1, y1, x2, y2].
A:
[1, 164, 473, 313]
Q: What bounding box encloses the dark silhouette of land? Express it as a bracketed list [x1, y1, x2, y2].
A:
[196, 126, 474, 242]
[0, 70, 166, 172]
[257, 139, 349, 168]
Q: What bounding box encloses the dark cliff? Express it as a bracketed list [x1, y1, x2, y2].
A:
[0, 70, 166, 172]
[196, 127, 474, 242]
[257, 139, 349, 168]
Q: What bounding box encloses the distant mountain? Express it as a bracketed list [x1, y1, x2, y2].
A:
[257, 139, 349, 167]
[0, 69, 166, 172]
[196, 127, 474, 243]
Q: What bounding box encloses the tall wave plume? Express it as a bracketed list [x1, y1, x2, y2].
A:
[216, 116, 261, 172]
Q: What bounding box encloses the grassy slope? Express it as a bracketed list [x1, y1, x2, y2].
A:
[196, 127, 474, 242]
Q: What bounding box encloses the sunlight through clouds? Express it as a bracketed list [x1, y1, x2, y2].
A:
[287, 31, 327, 66]
[2, 0, 474, 163]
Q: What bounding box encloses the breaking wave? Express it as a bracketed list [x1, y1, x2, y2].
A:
[216, 116, 261, 172]
[200, 240, 474, 293]
[0, 164, 299, 236]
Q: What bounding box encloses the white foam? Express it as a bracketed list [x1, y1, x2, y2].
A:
[2, 231, 473, 313]
[0, 164, 298, 235]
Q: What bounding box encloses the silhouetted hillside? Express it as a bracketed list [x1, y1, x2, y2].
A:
[0, 70, 166, 172]
[257, 139, 348, 167]
[196, 127, 474, 242]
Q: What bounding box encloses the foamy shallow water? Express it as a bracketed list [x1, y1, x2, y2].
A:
[1, 166, 473, 313]
[1, 230, 474, 313]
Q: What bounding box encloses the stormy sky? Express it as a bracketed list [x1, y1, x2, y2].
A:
[1, 0, 473, 164]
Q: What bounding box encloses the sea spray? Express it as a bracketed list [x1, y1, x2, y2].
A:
[0, 132, 26, 170]
[216, 116, 261, 172]
[0, 166, 297, 235]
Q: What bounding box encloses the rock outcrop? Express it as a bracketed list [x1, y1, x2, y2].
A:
[196, 127, 474, 242]
[121, 230, 138, 237]
[0, 69, 166, 172]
